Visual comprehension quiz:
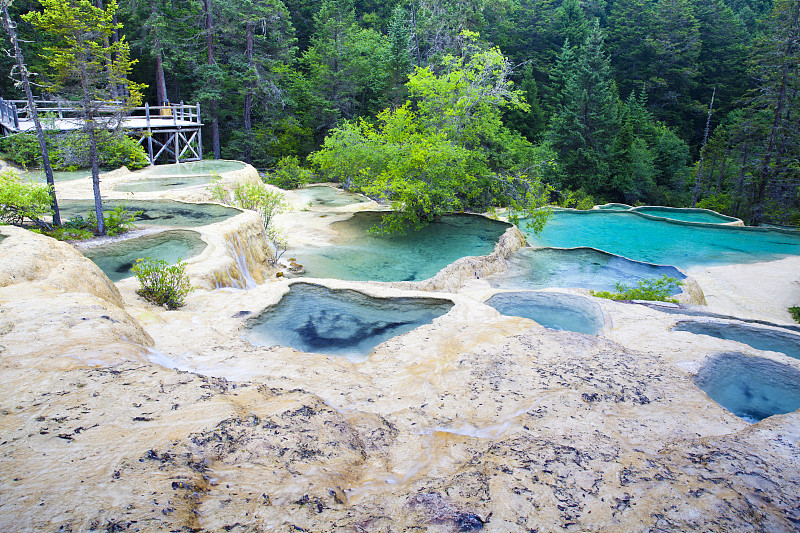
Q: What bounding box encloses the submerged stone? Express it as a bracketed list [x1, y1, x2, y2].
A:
[694, 352, 800, 422]
[244, 283, 453, 359]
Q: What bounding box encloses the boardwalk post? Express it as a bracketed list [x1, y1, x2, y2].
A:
[197, 102, 203, 161]
[145, 102, 154, 166]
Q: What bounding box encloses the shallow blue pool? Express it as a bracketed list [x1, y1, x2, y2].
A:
[485, 291, 604, 335]
[673, 321, 800, 360]
[630, 206, 740, 224]
[694, 352, 800, 422]
[59, 199, 240, 227]
[243, 283, 453, 359]
[82, 230, 206, 282]
[520, 210, 800, 268]
[487, 247, 686, 293]
[294, 212, 509, 282]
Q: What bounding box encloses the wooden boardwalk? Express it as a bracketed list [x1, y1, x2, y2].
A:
[0, 99, 203, 165]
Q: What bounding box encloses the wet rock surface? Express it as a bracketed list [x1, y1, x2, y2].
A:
[1, 191, 800, 531]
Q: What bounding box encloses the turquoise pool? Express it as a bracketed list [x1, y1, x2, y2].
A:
[114, 175, 217, 192]
[244, 283, 453, 359]
[59, 199, 240, 227]
[293, 185, 369, 207]
[82, 230, 206, 282]
[630, 206, 740, 224]
[131, 160, 246, 177]
[520, 210, 800, 268]
[293, 212, 509, 282]
[673, 321, 800, 360]
[486, 247, 686, 292]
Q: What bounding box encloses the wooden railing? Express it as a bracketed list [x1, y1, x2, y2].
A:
[0, 98, 20, 129]
[0, 99, 201, 129]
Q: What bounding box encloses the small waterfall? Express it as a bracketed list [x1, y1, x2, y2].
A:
[188, 210, 275, 290]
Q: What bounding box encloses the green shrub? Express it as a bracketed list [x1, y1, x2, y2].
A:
[0, 169, 52, 227]
[790, 306, 800, 324]
[43, 226, 94, 240]
[592, 275, 684, 302]
[98, 132, 149, 170]
[208, 179, 289, 265]
[131, 257, 193, 309]
[557, 189, 595, 210]
[0, 133, 41, 168]
[265, 156, 313, 189]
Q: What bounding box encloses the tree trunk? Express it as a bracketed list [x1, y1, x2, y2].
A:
[88, 126, 104, 235]
[0, 0, 61, 225]
[243, 20, 253, 164]
[692, 87, 715, 207]
[203, 0, 220, 159]
[79, 51, 104, 234]
[152, 2, 168, 105]
[155, 51, 168, 105]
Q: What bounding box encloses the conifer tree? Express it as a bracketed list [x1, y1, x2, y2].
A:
[24, 0, 144, 234]
[548, 21, 620, 195]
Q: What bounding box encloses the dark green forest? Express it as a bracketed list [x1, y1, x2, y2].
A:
[1, 0, 798, 226]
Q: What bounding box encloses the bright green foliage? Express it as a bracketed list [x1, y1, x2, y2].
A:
[23, 0, 144, 107]
[790, 306, 800, 323]
[265, 156, 314, 189]
[0, 169, 53, 227]
[0, 134, 42, 168]
[311, 38, 552, 234]
[208, 179, 288, 256]
[131, 257, 194, 310]
[556, 189, 595, 210]
[592, 275, 684, 302]
[88, 205, 140, 236]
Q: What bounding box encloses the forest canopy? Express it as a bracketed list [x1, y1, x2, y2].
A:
[0, 0, 797, 226]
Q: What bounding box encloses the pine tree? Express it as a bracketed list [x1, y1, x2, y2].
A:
[24, 0, 144, 234]
[548, 21, 620, 195]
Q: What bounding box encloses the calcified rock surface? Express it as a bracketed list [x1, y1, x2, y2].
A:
[1, 178, 800, 531]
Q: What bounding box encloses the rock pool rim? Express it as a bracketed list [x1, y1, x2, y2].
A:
[246, 280, 458, 321]
[593, 204, 743, 225]
[243, 281, 456, 359]
[548, 206, 756, 229]
[484, 289, 607, 335]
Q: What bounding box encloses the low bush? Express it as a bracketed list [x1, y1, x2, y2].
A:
[0, 169, 52, 227]
[790, 306, 800, 324]
[49, 130, 149, 170]
[131, 257, 193, 309]
[592, 275, 683, 302]
[208, 179, 288, 264]
[0, 133, 41, 168]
